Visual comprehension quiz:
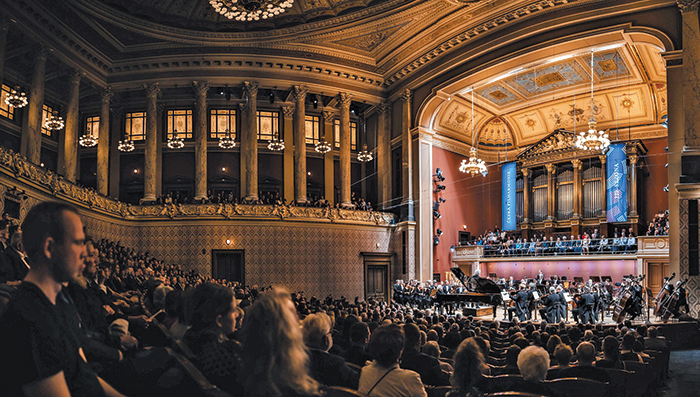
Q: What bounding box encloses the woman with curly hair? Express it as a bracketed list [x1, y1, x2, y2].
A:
[240, 288, 321, 397]
[448, 338, 488, 397]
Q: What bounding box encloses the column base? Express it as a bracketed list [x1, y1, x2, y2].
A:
[340, 201, 354, 209]
[245, 195, 259, 203]
[194, 194, 208, 202]
[140, 195, 156, 205]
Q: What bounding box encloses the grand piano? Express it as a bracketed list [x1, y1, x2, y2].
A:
[434, 267, 503, 308]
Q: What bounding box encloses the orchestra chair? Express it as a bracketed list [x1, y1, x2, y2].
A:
[163, 347, 233, 397]
[426, 385, 452, 397]
[622, 361, 652, 397]
[604, 368, 634, 397]
[323, 386, 369, 397]
[485, 392, 548, 397]
[544, 378, 609, 397]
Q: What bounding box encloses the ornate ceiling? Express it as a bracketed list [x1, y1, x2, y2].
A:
[431, 32, 668, 155]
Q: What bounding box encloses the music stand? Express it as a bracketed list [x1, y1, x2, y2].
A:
[574, 277, 584, 283]
[602, 276, 612, 282]
[489, 273, 498, 279]
[590, 276, 601, 282]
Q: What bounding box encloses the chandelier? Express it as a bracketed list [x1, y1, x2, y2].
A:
[218, 129, 236, 149]
[575, 51, 610, 152]
[44, 111, 64, 131]
[167, 131, 185, 149]
[209, 0, 294, 21]
[79, 133, 98, 148]
[118, 139, 135, 152]
[4, 86, 28, 108]
[357, 144, 373, 162]
[459, 147, 488, 176]
[267, 136, 285, 151]
[315, 140, 331, 154]
[459, 90, 488, 177]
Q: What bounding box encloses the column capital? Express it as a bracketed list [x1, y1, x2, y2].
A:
[238, 102, 248, 113]
[599, 155, 607, 164]
[143, 83, 161, 99]
[545, 163, 556, 174]
[69, 69, 84, 86]
[322, 110, 334, 121]
[110, 107, 122, 118]
[572, 159, 582, 170]
[377, 101, 392, 115]
[678, 0, 699, 12]
[192, 81, 209, 97]
[292, 85, 308, 103]
[100, 87, 113, 104]
[337, 92, 352, 108]
[242, 81, 259, 99]
[629, 155, 639, 165]
[157, 103, 165, 115]
[35, 45, 51, 62]
[281, 105, 294, 118]
[521, 167, 530, 177]
[400, 89, 412, 103]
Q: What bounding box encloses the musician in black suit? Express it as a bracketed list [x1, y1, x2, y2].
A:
[508, 284, 530, 322]
[540, 287, 564, 323]
[572, 287, 595, 324]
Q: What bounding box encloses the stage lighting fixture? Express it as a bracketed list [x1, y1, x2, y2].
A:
[433, 202, 441, 211]
[434, 184, 446, 193]
[665, 147, 669, 152]
[438, 198, 446, 203]
[434, 168, 445, 182]
[433, 210, 441, 220]
[219, 88, 226, 95]
[437, 229, 443, 236]
[433, 236, 440, 246]
[663, 185, 669, 192]
[665, 163, 669, 168]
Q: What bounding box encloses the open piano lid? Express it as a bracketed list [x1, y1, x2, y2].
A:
[450, 267, 501, 294]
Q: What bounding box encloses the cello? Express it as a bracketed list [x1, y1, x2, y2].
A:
[653, 272, 676, 316]
[659, 279, 689, 322]
[612, 275, 645, 323]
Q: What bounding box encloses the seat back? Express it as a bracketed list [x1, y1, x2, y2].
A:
[545, 378, 609, 397]
[483, 374, 524, 393]
[323, 386, 369, 397]
[163, 347, 232, 397]
[604, 368, 634, 397]
[426, 385, 452, 397]
[486, 392, 548, 397]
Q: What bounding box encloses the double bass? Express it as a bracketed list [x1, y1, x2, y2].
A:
[653, 273, 676, 316]
[658, 279, 689, 322]
[612, 275, 645, 323]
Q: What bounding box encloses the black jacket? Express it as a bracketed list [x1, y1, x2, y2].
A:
[400, 348, 450, 386]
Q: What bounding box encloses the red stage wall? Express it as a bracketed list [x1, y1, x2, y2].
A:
[432, 146, 502, 277]
[481, 258, 638, 283]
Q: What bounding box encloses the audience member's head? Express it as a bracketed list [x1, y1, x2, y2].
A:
[403, 322, 421, 351]
[546, 334, 562, 356]
[576, 341, 596, 366]
[505, 345, 521, 367]
[517, 346, 550, 382]
[422, 340, 442, 358]
[368, 324, 405, 368]
[350, 322, 371, 346]
[648, 326, 659, 338]
[602, 335, 620, 361]
[452, 338, 487, 394]
[186, 282, 237, 334]
[302, 312, 333, 351]
[554, 344, 573, 367]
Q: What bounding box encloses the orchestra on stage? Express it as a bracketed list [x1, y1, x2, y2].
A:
[393, 268, 689, 325]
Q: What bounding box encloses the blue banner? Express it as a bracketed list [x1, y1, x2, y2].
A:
[502, 162, 517, 231]
[606, 143, 628, 223]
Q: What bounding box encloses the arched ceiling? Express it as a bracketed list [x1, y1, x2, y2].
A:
[429, 30, 668, 156]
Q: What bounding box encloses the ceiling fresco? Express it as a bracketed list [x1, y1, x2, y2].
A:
[435, 42, 666, 150]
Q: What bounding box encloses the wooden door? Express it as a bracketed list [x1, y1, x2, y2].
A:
[212, 250, 245, 284]
[366, 262, 388, 302]
[647, 261, 669, 295]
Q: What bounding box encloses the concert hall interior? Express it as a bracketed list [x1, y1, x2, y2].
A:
[0, 0, 699, 396]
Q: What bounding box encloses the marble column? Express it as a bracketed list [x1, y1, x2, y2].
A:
[63, 70, 83, 182]
[323, 110, 335, 206]
[282, 106, 294, 203]
[109, 107, 122, 199]
[572, 159, 582, 218]
[22, 46, 49, 164]
[142, 83, 160, 203]
[292, 85, 308, 203]
[377, 102, 391, 211]
[678, 0, 700, 148]
[629, 155, 638, 217]
[545, 163, 556, 220]
[522, 168, 531, 223]
[599, 155, 607, 217]
[338, 92, 352, 207]
[96, 87, 112, 195]
[242, 81, 259, 201]
[156, 104, 164, 198]
[193, 81, 209, 202]
[400, 89, 414, 220]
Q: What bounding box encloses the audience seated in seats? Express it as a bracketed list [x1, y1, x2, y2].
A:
[498, 345, 522, 376]
[401, 323, 451, 386]
[160, 290, 190, 340]
[514, 345, 558, 396]
[0, 201, 125, 396]
[359, 324, 427, 397]
[182, 282, 244, 396]
[646, 210, 669, 236]
[0, 222, 29, 284]
[644, 327, 668, 351]
[240, 288, 322, 397]
[558, 341, 611, 383]
[546, 344, 573, 380]
[620, 332, 644, 363]
[447, 338, 488, 397]
[422, 341, 454, 374]
[302, 312, 360, 389]
[345, 321, 374, 367]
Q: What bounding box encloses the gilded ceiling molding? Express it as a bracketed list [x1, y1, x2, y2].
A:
[431, 133, 509, 162]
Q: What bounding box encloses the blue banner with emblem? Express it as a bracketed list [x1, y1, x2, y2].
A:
[502, 162, 517, 230]
[606, 143, 628, 222]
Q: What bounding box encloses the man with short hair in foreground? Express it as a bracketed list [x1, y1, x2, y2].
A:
[0, 201, 125, 397]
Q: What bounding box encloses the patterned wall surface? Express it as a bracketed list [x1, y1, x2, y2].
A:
[678, 199, 700, 317]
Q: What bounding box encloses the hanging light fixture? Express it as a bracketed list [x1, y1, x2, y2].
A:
[5, 86, 28, 109]
[358, 144, 373, 162]
[44, 110, 64, 131]
[167, 130, 185, 149]
[267, 130, 284, 151]
[118, 136, 135, 152]
[575, 51, 610, 151]
[209, 0, 294, 21]
[218, 129, 236, 149]
[315, 138, 331, 153]
[79, 133, 98, 148]
[459, 90, 488, 177]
